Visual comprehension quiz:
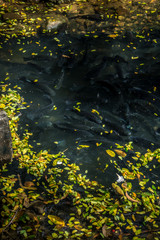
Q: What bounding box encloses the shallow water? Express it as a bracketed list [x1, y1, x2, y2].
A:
[1, 33, 160, 186]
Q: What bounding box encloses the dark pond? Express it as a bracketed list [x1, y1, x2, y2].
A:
[1, 31, 160, 186]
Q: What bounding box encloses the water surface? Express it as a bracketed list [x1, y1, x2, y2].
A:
[1, 32, 160, 186]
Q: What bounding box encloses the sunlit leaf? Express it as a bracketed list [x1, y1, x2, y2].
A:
[0, 104, 5, 108]
[114, 149, 126, 158]
[106, 150, 115, 157]
[108, 34, 118, 38]
[48, 215, 65, 227]
[112, 183, 124, 196]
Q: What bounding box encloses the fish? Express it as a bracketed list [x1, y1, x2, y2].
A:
[27, 62, 46, 73]
[97, 80, 121, 95]
[54, 70, 64, 90]
[129, 87, 160, 103]
[72, 109, 102, 124]
[132, 137, 160, 150]
[23, 54, 56, 62]
[27, 101, 54, 121]
[103, 118, 130, 136]
[19, 76, 56, 98]
[127, 112, 157, 140]
[130, 99, 160, 115]
[77, 137, 123, 147]
[54, 122, 94, 137]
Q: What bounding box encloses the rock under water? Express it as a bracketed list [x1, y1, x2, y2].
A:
[0, 111, 12, 164]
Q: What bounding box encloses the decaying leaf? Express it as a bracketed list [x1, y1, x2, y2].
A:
[114, 149, 127, 158]
[102, 224, 112, 238]
[112, 183, 124, 196]
[24, 181, 35, 187]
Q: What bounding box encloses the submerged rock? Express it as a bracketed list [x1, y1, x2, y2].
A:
[46, 15, 67, 32]
[0, 111, 12, 164]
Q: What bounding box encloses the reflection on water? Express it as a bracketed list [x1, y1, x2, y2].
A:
[1, 33, 160, 185]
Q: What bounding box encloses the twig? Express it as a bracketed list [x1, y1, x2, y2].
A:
[2, 207, 20, 233]
[17, 174, 36, 190]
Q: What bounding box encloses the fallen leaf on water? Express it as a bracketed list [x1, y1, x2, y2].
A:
[74, 225, 82, 230]
[77, 145, 90, 150]
[106, 150, 115, 157]
[108, 34, 118, 38]
[48, 215, 65, 227]
[91, 109, 100, 115]
[0, 104, 5, 108]
[102, 224, 112, 238]
[112, 183, 124, 196]
[24, 181, 35, 187]
[137, 173, 141, 181]
[62, 54, 71, 58]
[114, 149, 127, 158]
[96, 142, 102, 146]
[132, 192, 137, 198]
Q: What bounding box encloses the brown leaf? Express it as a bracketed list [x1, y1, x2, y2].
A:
[24, 181, 35, 187]
[102, 224, 112, 238]
[118, 233, 123, 240]
[114, 149, 127, 158]
[93, 233, 99, 238]
[62, 54, 71, 58]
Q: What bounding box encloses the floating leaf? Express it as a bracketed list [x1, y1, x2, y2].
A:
[48, 215, 65, 227]
[102, 224, 112, 238]
[91, 109, 100, 115]
[106, 150, 115, 157]
[52, 233, 58, 238]
[135, 229, 142, 236]
[96, 142, 102, 147]
[77, 145, 90, 150]
[120, 214, 125, 221]
[114, 149, 126, 158]
[0, 104, 5, 108]
[112, 183, 124, 196]
[108, 34, 118, 38]
[24, 181, 35, 187]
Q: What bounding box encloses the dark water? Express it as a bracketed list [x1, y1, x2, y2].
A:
[1, 32, 160, 185]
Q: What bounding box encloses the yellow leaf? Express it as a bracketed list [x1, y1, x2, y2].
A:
[96, 143, 102, 147]
[91, 109, 100, 115]
[153, 86, 157, 92]
[120, 213, 125, 221]
[108, 34, 118, 38]
[112, 183, 124, 196]
[0, 104, 5, 108]
[48, 215, 65, 227]
[77, 145, 90, 150]
[132, 214, 136, 221]
[106, 150, 115, 157]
